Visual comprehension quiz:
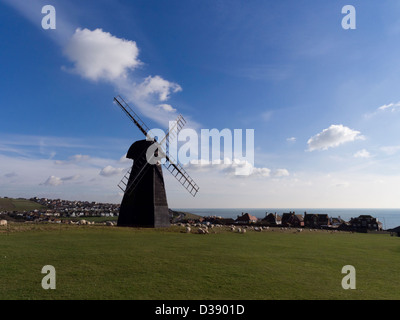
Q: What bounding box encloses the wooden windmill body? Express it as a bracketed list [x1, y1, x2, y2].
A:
[118, 140, 170, 228]
[113, 96, 199, 228]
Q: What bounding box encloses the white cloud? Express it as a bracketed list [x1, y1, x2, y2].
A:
[40, 174, 81, 186]
[354, 149, 371, 159]
[63, 28, 141, 81]
[134, 75, 182, 102]
[286, 137, 296, 143]
[224, 159, 270, 177]
[40, 176, 63, 186]
[249, 166, 272, 177]
[307, 124, 364, 151]
[62, 28, 184, 127]
[61, 174, 81, 182]
[378, 102, 400, 112]
[119, 154, 131, 164]
[4, 5, 189, 128]
[157, 104, 177, 113]
[272, 168, 290, 177]
[70, 154, 90, 162]
[380, 145, 400, 156]
[99, 165, 126, 177]
[364, 101, 400, 118]
[185, 158, 289, 179]
[0, 148, 127, 203]
[55, 154, 90, 165]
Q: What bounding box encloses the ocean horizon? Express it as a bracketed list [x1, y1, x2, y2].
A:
[174, 208, 400, 230]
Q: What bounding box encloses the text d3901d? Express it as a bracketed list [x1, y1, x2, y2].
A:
[199, 304, 245, 315]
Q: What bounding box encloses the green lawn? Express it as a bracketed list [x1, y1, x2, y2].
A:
[0, 198, 16, 211]
[0, 198, 46, 211]
[62, 216, 118, 223]
[0, 224, 399, 300]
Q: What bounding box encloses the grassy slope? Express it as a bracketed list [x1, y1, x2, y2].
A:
[0, 224, 399, 300]
[0, 198, 15, 211]
[0, 198, 46, 211]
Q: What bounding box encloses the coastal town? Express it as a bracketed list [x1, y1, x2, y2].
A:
[0, 197, 119, 222]
[0, 196, 392, 234]
[193, 211, 386, 233]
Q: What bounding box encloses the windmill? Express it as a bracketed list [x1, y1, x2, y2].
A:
[113, 95, 199, 228]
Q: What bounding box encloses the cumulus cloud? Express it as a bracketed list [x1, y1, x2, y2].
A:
[354, 149, 371, 159]
[157, 104, 177, 113]
[133, 75, 182, 102]
[307, 124, 364, 151]
[63, 28, 141, 81]
[272, 168, 290, 177]
[224, 160, 290, 178]
[61, 174, 81, 181]
[63, 28, 182, 127]
[184, 158, 289, 178]
[119, 154, 131, 164]
[223, 159, 268, 177]
[99, 165, 126, 177]
[247, 166, 272, 177]
[55, 154, 91, 165]
[0, 148, 127, 203]
[41, 176, 63, 186]
[40, 174, 80, 186]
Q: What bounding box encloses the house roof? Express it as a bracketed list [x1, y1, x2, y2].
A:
[304, 213, 329, 221]
[263, 213, 282, 222]
[389, 226, 400, 232]
[331, 217, 344, 223]
[236, 213, 258, 222]
[358, 215, 374, 219]
[282, 213, 293, 217]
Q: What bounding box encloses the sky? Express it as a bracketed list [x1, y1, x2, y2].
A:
[1, 0, 400, 208]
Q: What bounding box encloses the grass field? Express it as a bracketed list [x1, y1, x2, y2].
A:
[0, 198, 46, 211]
[0, 223, 399, 300]
[62, 216, 118, 223]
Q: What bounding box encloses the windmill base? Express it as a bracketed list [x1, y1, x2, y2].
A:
[117, 204, 170, 228]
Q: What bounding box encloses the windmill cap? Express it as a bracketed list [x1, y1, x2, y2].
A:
[126, 139, 156, 160]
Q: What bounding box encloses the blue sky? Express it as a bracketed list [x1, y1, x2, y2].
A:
[1, 0, 400, 208]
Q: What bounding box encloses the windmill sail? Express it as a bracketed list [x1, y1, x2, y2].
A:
[117, 168, 131, 192]
[114, 96, 199, 197]
[114, 96, 150, 138]
[117, 153, 150, 194]
[164, 159, 199, 197]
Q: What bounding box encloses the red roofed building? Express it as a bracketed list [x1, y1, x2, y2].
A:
[235, 212, 258, 224]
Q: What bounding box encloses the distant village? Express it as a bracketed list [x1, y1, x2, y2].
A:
[190, 211, 386, 233]
[0, 197, 388, 233]
[0, 197, 120, 223]
[235, 211, 383, 232]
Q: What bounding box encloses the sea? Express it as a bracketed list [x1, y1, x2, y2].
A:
[174, 208, 400, 230]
